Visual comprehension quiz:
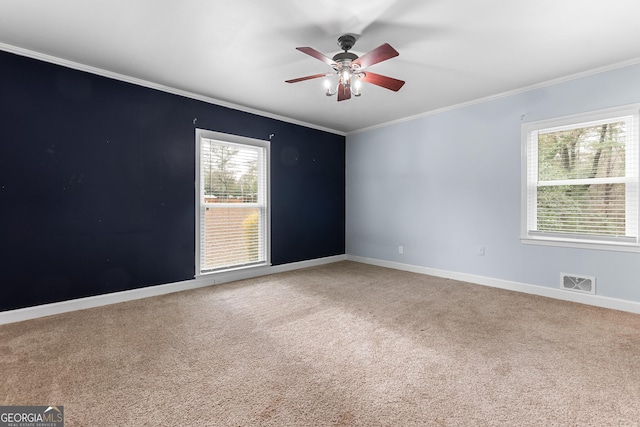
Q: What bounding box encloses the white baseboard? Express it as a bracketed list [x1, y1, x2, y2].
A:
[347, 255, 640, 315]
[7, 253, 636, 325]
[0, 254, 347, 325]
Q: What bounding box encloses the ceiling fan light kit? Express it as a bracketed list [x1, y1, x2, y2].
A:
[286, 34, 405, 102]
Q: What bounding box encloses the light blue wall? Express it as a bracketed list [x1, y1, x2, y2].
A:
[346, 63, 640, 303]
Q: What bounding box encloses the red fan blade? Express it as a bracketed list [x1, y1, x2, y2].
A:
[296, 47, 336, 67]
[361, 71, 405, 92]
[352, 43, 399, 69]
[337, 83, 351, 101]
[285, 73, 327, 84]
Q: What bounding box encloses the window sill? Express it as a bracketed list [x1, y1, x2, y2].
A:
[521, 237, 640, 253]
[197, 261, 272, 278]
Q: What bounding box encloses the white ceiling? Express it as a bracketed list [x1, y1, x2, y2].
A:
[2, 0, 640, 134]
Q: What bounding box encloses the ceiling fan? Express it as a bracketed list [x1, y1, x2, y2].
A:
[286, 34, 405, 101]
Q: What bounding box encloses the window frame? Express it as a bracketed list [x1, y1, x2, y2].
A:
[521, 104, 640, 252]
[195, 129, 271, 276]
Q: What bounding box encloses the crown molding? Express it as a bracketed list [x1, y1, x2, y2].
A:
[0, 42, 346, 137]
[349, 56, 640, 136]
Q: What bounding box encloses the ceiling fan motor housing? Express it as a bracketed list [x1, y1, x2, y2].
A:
[332, 51, 358, 63]
[334, 35, 360, 70]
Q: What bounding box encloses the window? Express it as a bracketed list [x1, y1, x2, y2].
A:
[196, 129, 270, 275]
[522, 105, 640, 250]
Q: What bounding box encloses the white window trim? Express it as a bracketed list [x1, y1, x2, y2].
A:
[521, 104, 640, 252]
[195, 129, 271, 276]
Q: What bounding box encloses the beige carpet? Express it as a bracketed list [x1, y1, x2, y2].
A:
[2, 261, 640, 426]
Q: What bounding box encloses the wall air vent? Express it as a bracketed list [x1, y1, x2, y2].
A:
[560, 273, 596, 294]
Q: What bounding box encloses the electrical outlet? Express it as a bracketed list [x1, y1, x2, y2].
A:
[399, 245, 404, 255]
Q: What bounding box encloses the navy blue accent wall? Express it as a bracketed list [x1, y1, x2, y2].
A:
[0, 50, 345, 311]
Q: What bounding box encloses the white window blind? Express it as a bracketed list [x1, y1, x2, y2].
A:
[196, 130, 269, 274]
[522, 106, 640, 249]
